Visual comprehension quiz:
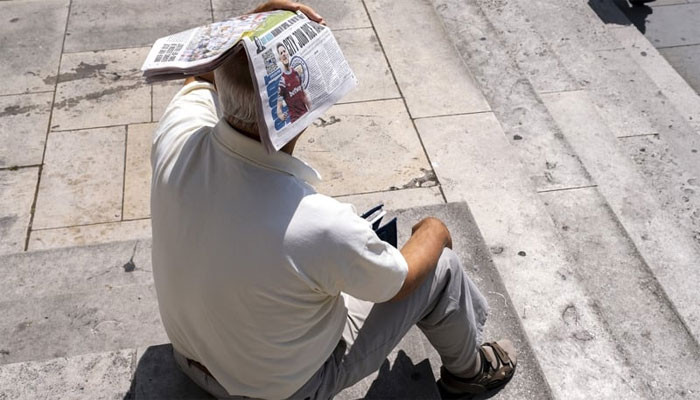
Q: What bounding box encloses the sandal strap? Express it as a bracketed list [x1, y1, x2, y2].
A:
[484, 341, 513, 367]
[438, 340, 518, 396]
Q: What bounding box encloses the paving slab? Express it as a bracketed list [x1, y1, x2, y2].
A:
[29, 219, 151, 251]
[0, 92, 52, 168]
[431, 0, 593, 192]
[0, 168, 38, 255]
[0, 283, 166, 365]
[65, 0, 212, 53]
[212, 0, 372, 30]
[610, 25, 700, 132]
[335, 28, 400, 104]
[296, 99, 433, 197]
[643, 2, 700, 47]
[364, 0, 490, 118]
[0, 239, 153, 303]
[541, 90, 700, 344]
[52, 48, 151, 131]
[415, 112, 649, 398]
[0, 349, 135, 399]
[336, 187, 444, 212]
[33, 126, 126, 229]
[659, 44, 700, 92]
[541, 187, 700, 399]
[124, 123, 155, 220]
[0, 0, 68, 95]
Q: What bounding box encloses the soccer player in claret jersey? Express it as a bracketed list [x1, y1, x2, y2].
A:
[276, 42, 311, 123]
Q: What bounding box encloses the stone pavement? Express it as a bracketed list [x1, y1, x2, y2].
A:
[2, 0, 700, 398]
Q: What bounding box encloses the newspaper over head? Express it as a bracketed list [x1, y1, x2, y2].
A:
[142, 10, 357, 152]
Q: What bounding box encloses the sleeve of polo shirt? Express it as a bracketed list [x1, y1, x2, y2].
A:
[152, 81, 219, 170]
[290, 195, 409, 303]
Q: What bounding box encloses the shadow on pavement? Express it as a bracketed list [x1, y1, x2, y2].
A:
[363, 350, 438, 399]
[125, 345, 441, 399]
[588, 0, 653, 33]
[124, 344, 213, 400]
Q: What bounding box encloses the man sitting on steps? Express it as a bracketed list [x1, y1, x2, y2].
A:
[150, 1, 517, 398]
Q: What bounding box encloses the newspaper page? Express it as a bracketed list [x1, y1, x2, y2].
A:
[141, 11, 285, 79]
[242, 12, 357, 152]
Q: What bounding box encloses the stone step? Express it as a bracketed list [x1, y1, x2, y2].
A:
[540, 89, 700, 347]
[539, 185, 700, 399]
[0, 240, 164, 366]
[511, 0, 700, 247]
[427, 0, 700, 398]
[0, 240, 153, 304]
[586, 0, 700, 133]
[416, 111, 654, 398]
[0, 282, 166, 367]
[0, 203, 548, 399]
[0, 345, 212, 399]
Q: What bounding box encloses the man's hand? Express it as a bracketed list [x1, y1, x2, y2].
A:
[410, 217, 452, 249]
[185, 2, 324, 87]
[390, 217, 452, 302]
[253, 0, 325, 25]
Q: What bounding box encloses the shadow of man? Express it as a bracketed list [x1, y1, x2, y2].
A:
[124, 344, 213, 400]
[362, 350, 438, 399]
[124, 345, 443, 399]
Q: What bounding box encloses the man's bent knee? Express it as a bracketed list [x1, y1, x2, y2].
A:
[437, 248, 462, 273]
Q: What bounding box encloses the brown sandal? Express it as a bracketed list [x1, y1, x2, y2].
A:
[438, 339, 517, 398]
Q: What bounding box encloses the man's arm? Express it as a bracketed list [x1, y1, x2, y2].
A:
[184, 71, 216, 87]
[390, 217, 452, 302]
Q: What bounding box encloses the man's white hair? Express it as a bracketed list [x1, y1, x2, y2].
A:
[214, 51, 257, 126]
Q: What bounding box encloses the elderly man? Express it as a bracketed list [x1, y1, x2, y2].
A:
[150, 1, 517, 399]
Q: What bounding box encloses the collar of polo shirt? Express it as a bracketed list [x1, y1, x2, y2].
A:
[212, 119, 322, 184]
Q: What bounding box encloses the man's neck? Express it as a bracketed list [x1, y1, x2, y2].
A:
[225, 116, 297, 155]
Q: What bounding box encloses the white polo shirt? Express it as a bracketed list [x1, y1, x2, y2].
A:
[151, 81, 408, 399]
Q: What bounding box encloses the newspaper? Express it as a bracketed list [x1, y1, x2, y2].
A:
[142, 11, 357, 152]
